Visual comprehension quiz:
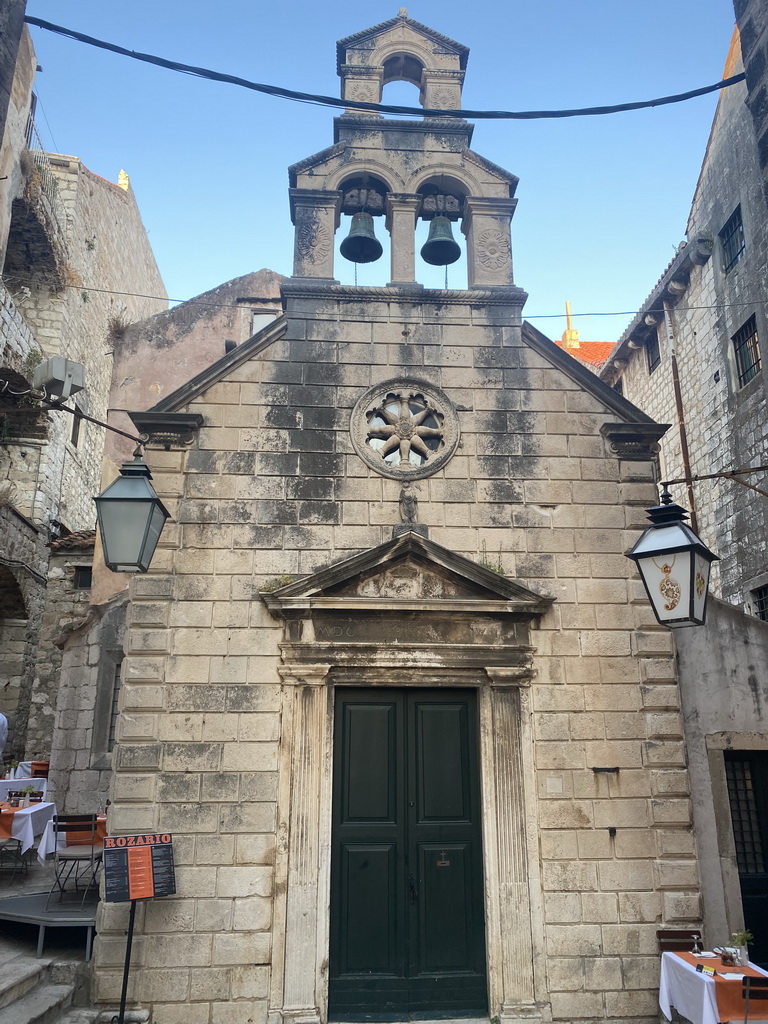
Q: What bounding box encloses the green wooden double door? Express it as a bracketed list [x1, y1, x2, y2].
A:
[329, 688, 488, 1020]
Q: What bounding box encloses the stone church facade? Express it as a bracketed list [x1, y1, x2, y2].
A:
[95, 16, 699, 1024]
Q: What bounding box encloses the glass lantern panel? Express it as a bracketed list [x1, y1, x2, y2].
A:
[637, 550, 693, 624]
[692, 551, 712, 623]
[99, 499, 154, 571]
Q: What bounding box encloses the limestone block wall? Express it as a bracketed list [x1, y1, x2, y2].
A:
[615, 58, 768, 606]
[98, 290, 699, 1024]
[9, 156, 166, 530]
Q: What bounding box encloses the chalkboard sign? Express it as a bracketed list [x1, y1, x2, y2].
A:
[103, 833, 176, 903]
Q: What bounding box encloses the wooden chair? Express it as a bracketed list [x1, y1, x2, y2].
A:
[742, 976, 768, 1024]
[30, 761, 49, 778]
[657, 928, 703, 952]
[46, 815, 103, 908]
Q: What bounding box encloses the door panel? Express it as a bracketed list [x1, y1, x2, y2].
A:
[329, 688, 487, 1020]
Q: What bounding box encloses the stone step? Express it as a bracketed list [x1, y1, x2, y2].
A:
[54, 1012, 98, 1024]
[0, 983, 74, 1024]
[0, 955, 52, 1009]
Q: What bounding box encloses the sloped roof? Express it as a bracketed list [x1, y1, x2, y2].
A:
[555, 339, 615, 369]
[50, 529, 96, 552]
[336, 14, 469, 73]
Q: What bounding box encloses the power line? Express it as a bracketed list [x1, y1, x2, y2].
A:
[24, 15, 745, 122]
[66, 283, 768, 322]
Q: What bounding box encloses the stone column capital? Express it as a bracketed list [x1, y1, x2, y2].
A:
[278, 664, 332, 687]
[484, 666, 534, 688]
[289, 189, 342, 225]
[462, 196, 519, 223]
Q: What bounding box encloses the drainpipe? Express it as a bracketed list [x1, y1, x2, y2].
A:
[663, 299, 698, 533]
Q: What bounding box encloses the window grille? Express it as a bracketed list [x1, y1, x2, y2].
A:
[753, 584, 768, 622]
[107, 659, 123, 751]
[732, 315, 762, 388]
[720, 206, 745, 273]
[725, 753, 766, 875]
[646, 330, 661, 374]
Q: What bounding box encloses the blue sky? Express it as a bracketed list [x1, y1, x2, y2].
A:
[25, 1, 736, 341]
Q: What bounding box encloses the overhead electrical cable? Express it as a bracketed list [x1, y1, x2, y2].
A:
[60, 284, 768, 321]
[25, 15, 745, 121]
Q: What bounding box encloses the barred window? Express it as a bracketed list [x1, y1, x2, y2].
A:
[753, 584, 768, 622]
[646, 330, 661, 374]
[732, 315, 762, 388]
[725, 752, 767, 875]
[720, 206, 745, 273]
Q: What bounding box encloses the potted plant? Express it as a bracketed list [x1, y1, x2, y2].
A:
[731, 929, 754, 966]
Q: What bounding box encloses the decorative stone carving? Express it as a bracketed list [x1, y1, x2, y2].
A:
[476, 228, 511, 271]
[296, 223, 331, 265]
[350, 377, 460, 479]
[600, 422, 669, 462]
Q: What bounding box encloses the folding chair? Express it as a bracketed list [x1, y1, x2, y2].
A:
[657, 928, 703, 952]
[0, 837, 27, 882]
[743, 976, 768, 1024]
[46, 814, 103, 908]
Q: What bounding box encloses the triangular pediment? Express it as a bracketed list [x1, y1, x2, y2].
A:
[262, 529, 552, 618]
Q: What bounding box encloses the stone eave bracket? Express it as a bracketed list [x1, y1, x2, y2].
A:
[128, 411, 204, 450]
[600, 421, 670, 461]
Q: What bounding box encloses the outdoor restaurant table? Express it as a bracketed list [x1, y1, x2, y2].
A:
[37, 815, 107, 865]
[0, 779, 47, 802]
[660, 950, 768, 1024]
[0, 801, 55, 855]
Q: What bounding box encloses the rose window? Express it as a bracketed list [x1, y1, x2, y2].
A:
[350, 378, 460, 480]
[366, 392, 444, 467]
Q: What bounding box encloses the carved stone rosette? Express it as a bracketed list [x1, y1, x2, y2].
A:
[350, 377, 460, 479]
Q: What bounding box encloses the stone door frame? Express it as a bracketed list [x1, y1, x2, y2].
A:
[268, 661, 549, 1024]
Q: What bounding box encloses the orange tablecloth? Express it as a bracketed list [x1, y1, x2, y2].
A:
[0, 805, 19, 840]
[675, 951, 768, 1021]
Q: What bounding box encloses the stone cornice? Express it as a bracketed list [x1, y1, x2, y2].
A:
[280, 280, 528, 307]
[333, 116, 473, 146]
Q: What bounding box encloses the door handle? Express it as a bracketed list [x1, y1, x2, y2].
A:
[408, 873, 419, 903]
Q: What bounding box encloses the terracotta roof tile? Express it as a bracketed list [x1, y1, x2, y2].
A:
[50, 529, 96, 551]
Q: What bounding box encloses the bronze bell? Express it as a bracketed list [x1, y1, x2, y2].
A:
[420, 215, 461, 266]
[340, 212, 383, 264]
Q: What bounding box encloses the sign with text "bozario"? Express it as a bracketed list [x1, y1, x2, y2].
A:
[103, 832, 176, 902]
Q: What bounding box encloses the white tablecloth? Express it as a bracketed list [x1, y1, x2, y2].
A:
[0, 801, 55, 855]
[0, 779, 47, 801]
[660, 951, 768, 1024]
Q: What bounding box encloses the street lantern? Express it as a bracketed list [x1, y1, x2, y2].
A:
[94, 453, 170, 573]
[627, 491, 718, 627]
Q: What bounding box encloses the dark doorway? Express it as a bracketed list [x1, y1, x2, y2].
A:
[329, 688, 487, 1021]
[724, 750, 768, 968]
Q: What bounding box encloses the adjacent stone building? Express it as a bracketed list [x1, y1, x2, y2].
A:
[600, 25, 768, 967]
[94, 15, 701, 1024]
[49, 269, 284, 811]
[0, 18, 166, 759]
